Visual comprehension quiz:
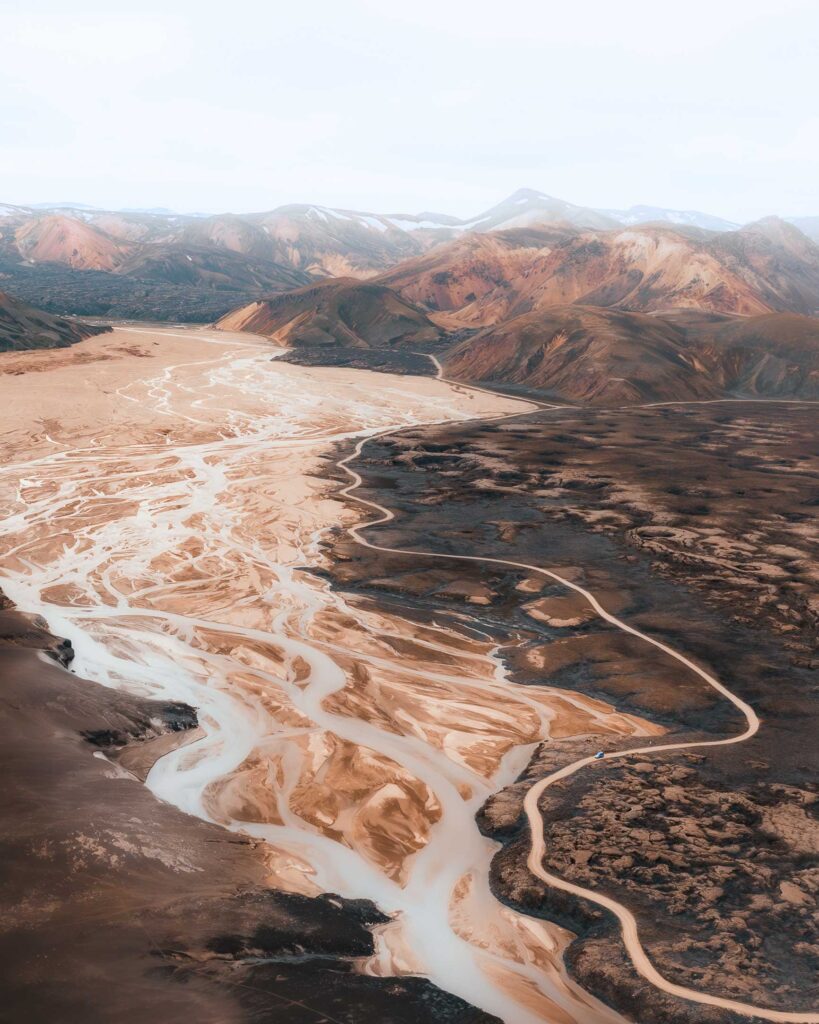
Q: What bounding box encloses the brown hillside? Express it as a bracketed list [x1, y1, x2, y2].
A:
[0, 291, 110, 352]
[709, 218, 819, 315]
[377, 227, 576, 324]
[217, 278, 442, 349]
[116, 244, 310, 292]
[664, 310, 819, 398]
[443, 305, 718, 404]
[443, 305, 819, 404]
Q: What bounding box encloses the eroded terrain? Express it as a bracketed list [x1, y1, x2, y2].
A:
[0, 326, 646, 1023]
[1, 595, 474, 1024]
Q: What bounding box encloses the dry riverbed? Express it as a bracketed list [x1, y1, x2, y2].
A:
[0, 325, 642, 1023]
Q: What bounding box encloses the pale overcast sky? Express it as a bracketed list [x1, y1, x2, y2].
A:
[1, 0, 817, 220]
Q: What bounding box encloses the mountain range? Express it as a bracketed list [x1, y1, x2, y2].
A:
[3, 184, 814, 313]
[10, 186, 811, 238]
[377, 217, 819, 322]
[214, 205, 819, 406]
[4, 187, 819, 407]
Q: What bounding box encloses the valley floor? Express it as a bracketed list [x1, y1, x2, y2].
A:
[0, 325, 643, 1023]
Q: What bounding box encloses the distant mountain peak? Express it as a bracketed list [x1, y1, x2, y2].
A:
[600, 204, 739, 232]
[460, 189, 617, 232]
[28, 201, 100, 211]
[738, 215, 817, 252]
[505, 187, 553, 202]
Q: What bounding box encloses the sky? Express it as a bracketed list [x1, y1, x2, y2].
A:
[1, 0, 817, 221]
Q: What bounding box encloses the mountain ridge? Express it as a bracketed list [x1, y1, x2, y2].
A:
[3, 192, 818, 326]
[8, 188, 779, 235]
[375, 218, 819, 323]
[442, 304, 819, 404]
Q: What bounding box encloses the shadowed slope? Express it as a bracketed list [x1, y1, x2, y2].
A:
[0, 291, 110, 352]
[443, 305, 717, 404]
[443, 306, 819, 404]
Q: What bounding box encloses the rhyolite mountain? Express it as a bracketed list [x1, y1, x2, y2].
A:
[375, 218, 819, 323]
[217, 211, 819, 406]
[0, 207, 312, 322]
[452, 188, 618, 232]
[3, 192, 818, 327]
[217, 279, 442, 349]
[4, 190, 818, 321]
[442, 305, 819, 404]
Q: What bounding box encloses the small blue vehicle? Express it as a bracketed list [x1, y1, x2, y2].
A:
[594, 751, 605, 760]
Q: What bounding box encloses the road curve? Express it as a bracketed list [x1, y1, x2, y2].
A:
[335, 361, 819, 1024]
